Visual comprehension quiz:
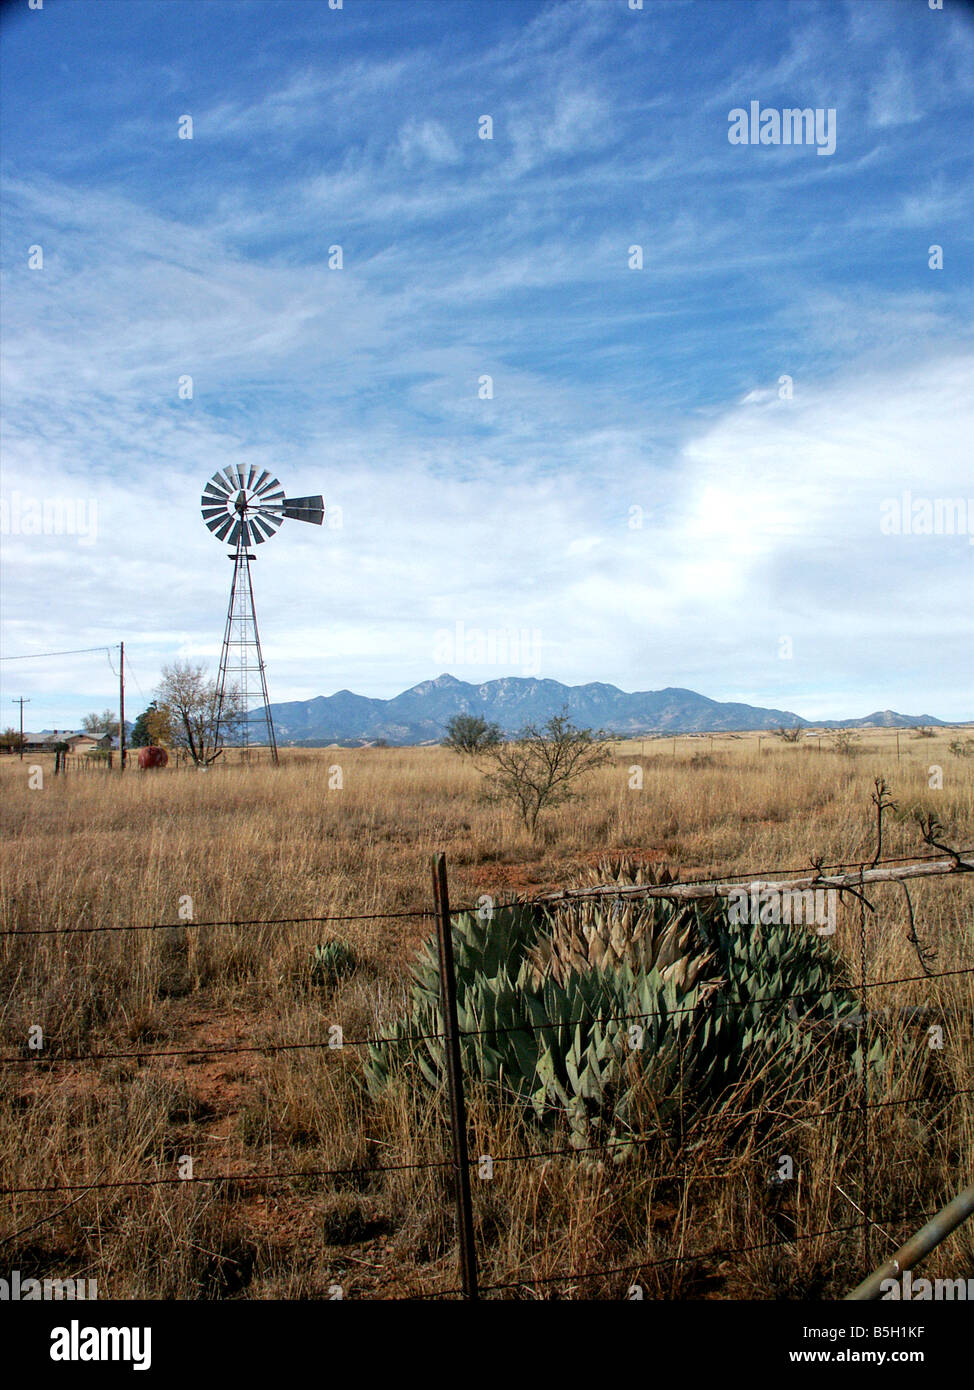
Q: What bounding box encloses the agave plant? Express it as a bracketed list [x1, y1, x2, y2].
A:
[365, 860, 878, 1148]
[526, 859, 720, 994]
[365, 920, 711, 1148]
[310, 939, 358, 988]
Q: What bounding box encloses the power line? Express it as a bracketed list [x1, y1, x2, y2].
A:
[123, 657, 148, 702]
[0, 645, 117, 662]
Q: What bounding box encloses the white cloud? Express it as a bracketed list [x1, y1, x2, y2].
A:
[868, 52, 923, 129]
[508, 86, 614, 174]
[397, 118, 461, 166]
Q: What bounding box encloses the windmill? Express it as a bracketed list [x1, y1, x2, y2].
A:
[201, 466, 323, 765]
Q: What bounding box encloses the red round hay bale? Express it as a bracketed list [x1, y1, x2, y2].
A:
[138, 746, 169, 770]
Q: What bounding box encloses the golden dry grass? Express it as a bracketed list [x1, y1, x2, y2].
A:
[1, 726, 972, 1299]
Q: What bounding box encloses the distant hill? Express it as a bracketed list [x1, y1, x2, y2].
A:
[255, 675, 953, 746]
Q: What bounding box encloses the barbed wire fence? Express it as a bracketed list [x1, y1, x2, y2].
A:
[1, 820, 972, 1298]
[420, 823, 974, 1300]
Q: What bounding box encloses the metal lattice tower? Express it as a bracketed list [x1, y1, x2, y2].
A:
[201, 466, 324, 764]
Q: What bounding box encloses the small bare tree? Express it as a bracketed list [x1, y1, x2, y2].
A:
[157, 662, 243, 767]
[477, 712, 611, 833]
[81, 709, 118, 738]
[774, 725, 803, 743]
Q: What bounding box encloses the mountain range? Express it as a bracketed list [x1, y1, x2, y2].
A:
[256, 675, 952, 746]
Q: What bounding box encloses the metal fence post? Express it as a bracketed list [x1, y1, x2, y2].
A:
[431, 851, 479, 1300]
[858, 878, 871, 1272]
[846, 1183, 974, 1300]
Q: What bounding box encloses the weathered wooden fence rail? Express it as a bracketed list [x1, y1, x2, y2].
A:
[528, 853, 973, 907]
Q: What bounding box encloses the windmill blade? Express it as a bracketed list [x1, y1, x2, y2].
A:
[201, 470, 323, 548]
[251, 515, 280, 542]
[283, 495, 325, 524]
[283, 495, 323, 508]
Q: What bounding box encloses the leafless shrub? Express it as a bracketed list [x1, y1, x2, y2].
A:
[476, 712, 611, 833]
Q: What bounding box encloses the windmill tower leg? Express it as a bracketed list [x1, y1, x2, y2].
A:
[213, 550, 241, 760]
[243, 552, 279, 765]
[214, 532, 280, 766]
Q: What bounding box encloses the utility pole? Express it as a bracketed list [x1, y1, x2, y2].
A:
[119, 642, 126, 771]
[12, 697, 29, 760]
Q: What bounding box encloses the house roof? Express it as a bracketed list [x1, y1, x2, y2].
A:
[21, 730, 101, 744]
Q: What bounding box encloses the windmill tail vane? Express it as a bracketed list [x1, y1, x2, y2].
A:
[201, 467, 324, 765]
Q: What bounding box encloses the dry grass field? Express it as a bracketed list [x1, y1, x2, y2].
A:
[2, 727, 972, 1299]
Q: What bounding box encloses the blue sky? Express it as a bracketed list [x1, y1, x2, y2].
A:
[1, 0, 972, 729]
